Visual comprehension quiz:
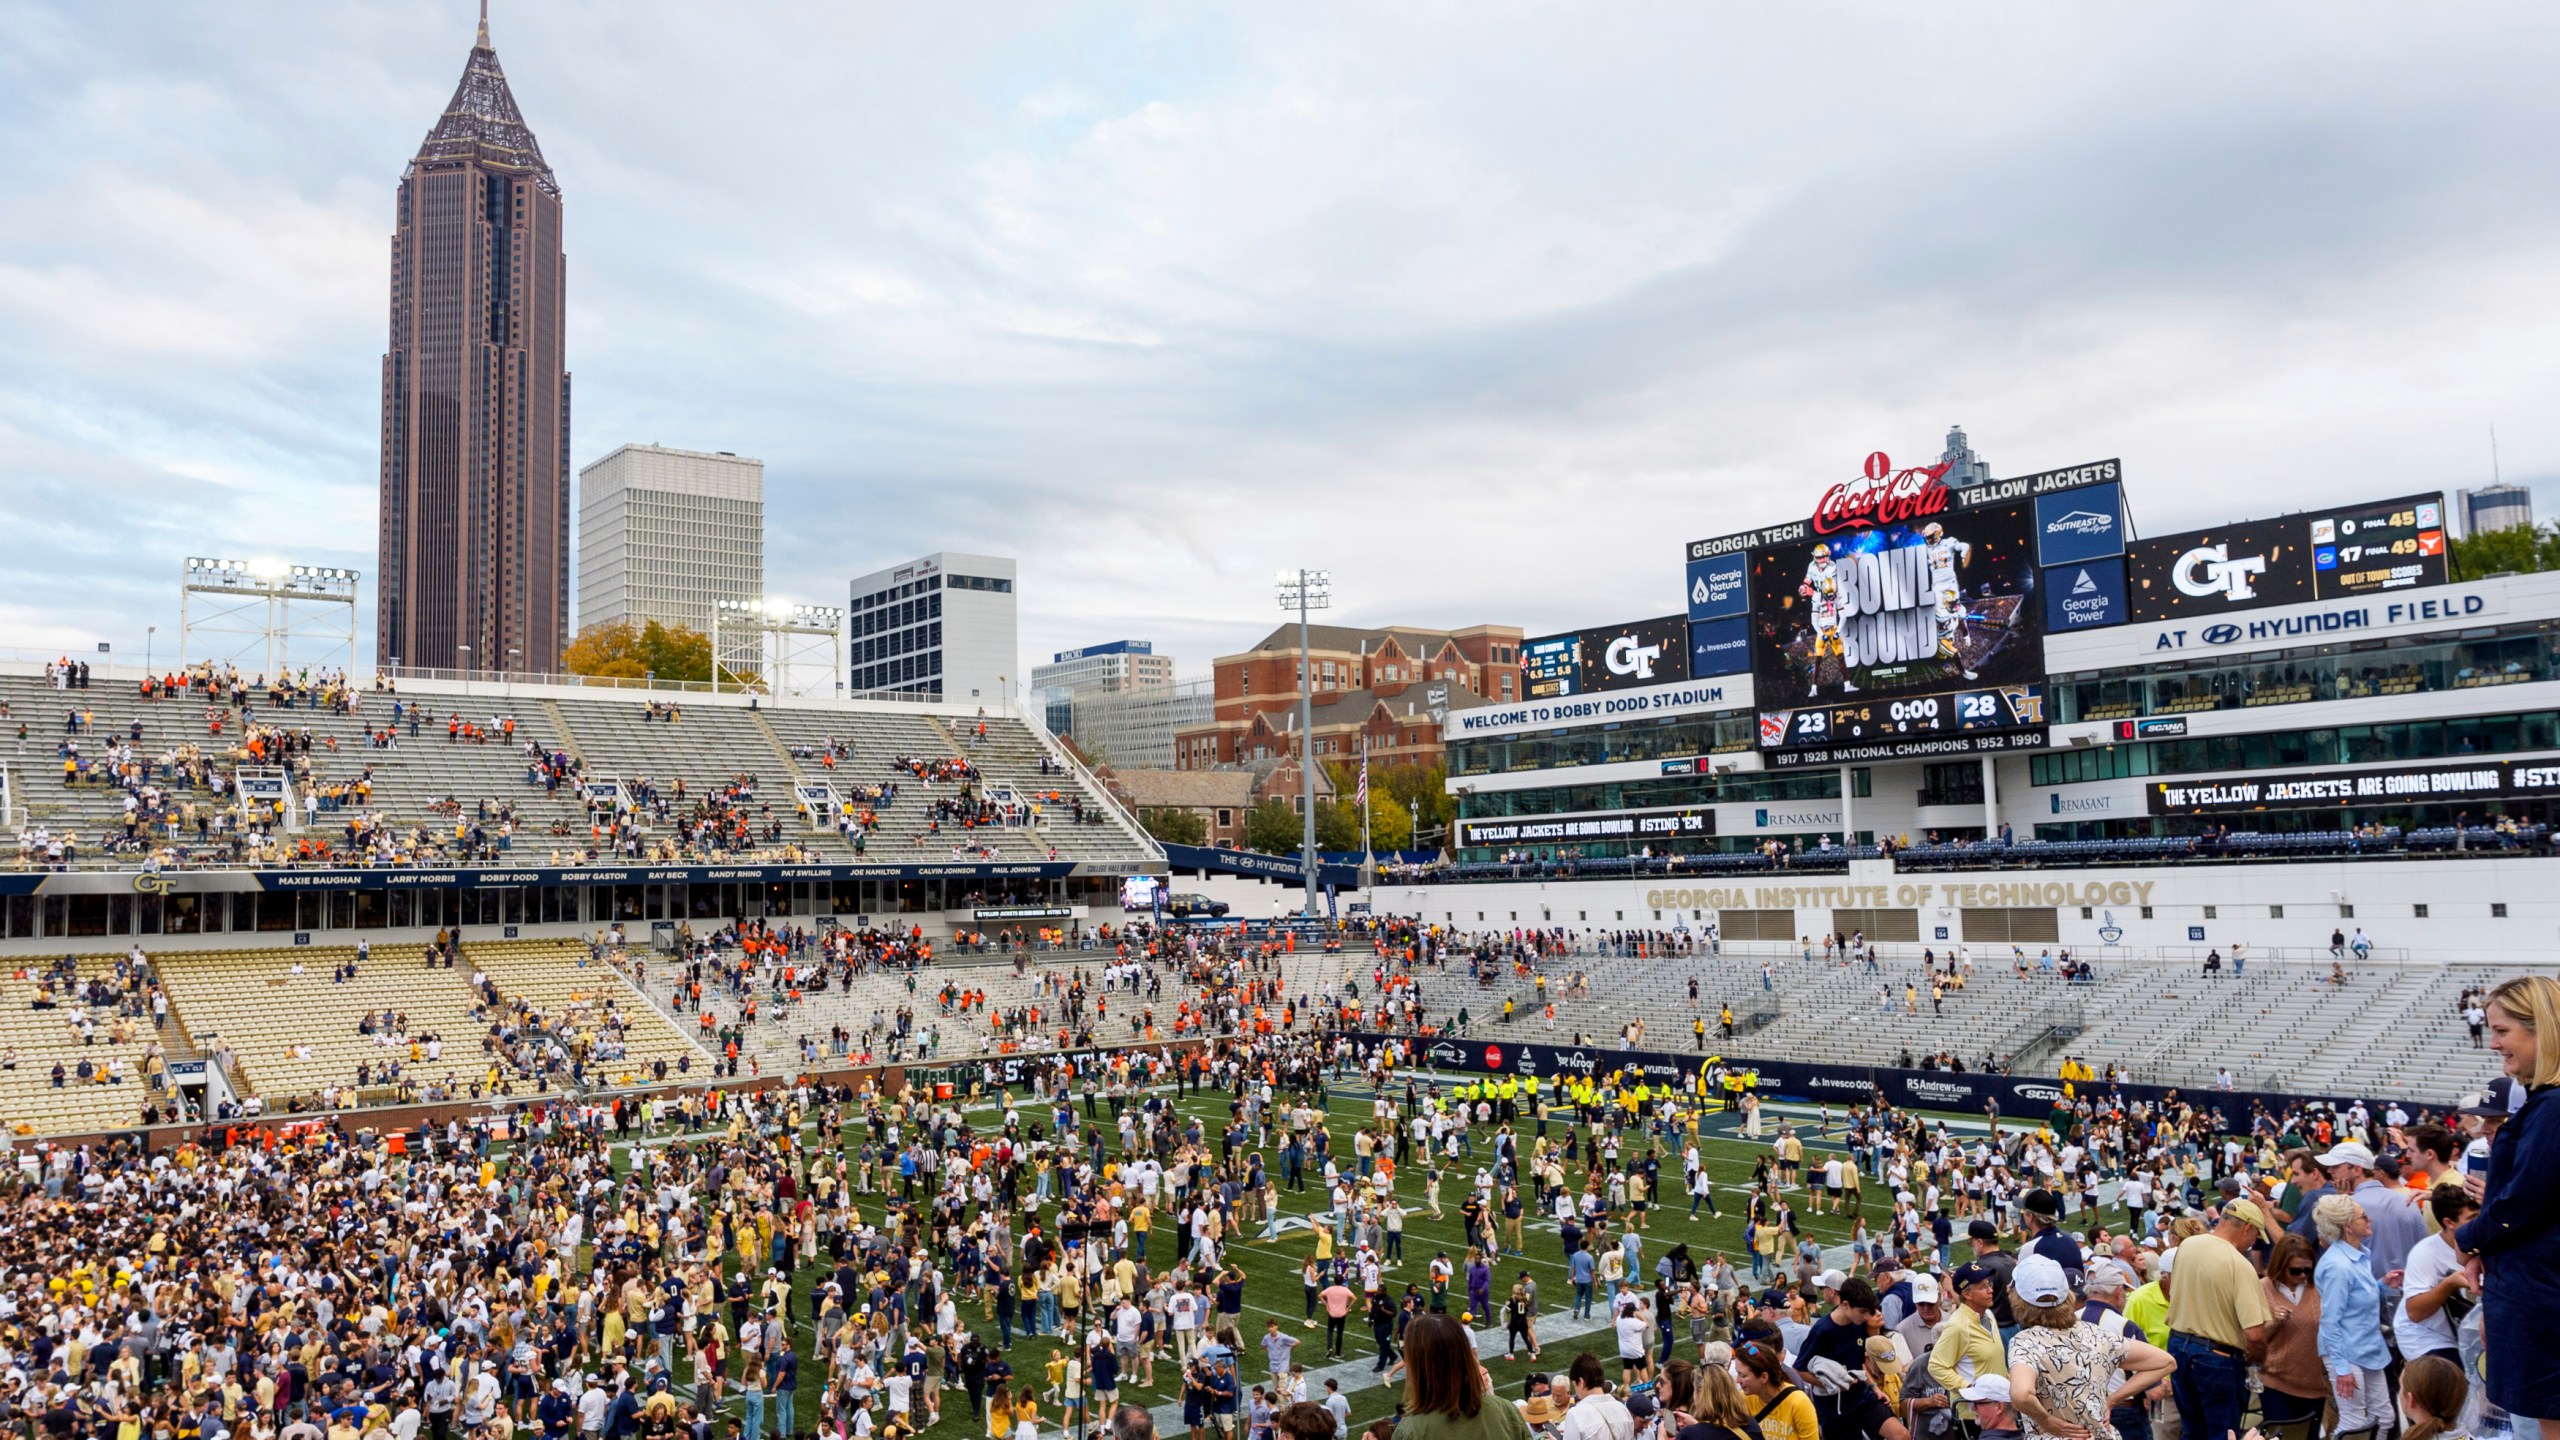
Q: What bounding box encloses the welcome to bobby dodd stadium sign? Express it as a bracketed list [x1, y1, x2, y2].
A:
[0, 858, 1094, 897]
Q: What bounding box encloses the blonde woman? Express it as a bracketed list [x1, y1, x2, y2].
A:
[2452, 974, 2560, 1439]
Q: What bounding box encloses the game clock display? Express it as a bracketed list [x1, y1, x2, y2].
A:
[1765, 684, 2045, 748]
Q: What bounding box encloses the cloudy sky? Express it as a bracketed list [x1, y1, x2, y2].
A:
[5, 3, 2554, 683]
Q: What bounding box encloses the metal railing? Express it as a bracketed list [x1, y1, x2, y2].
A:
[379, 664, 948, 703]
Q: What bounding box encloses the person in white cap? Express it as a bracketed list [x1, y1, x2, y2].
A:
[1959, 1375, 2021, 1440]
[2318, 1139, 2425, 1313]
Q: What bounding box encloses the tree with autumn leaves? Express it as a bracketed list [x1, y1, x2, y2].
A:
[560, 619, 734, 684]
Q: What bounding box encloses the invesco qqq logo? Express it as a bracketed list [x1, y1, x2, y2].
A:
[2172, 543, 2268, 602]
[1605, 634, 1665, 679]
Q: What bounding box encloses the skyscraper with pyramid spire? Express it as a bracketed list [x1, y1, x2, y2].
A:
[377, 3, 569, 677]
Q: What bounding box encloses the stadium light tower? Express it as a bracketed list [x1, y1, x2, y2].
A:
[1276, 568, 1331, 919]
[178, 557, 359, 679]
[713, 599, 846, 698]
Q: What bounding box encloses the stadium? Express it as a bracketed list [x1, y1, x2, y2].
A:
[0, 443, 2549, 1434]
[7, 14, 2557, 1440]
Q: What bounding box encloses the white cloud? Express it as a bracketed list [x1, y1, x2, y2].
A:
[1, 1, 2557, 679]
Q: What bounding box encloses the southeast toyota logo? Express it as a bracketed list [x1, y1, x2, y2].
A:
[2201, 623, 2241, 645]
[1482, 1045, 1504, 1069]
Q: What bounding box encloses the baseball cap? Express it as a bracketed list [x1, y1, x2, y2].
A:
[2011, 1255, 2070, 1307]
[1966, 1219, 1999, 1241]
[1961, 1375, 2013, 1404]
[1814, 1268, 1846, 1290]
[1907, 1275, 1941, 1304]
[2157, 1247, 2177, 1276]
[2459, 1077, 2523, 1117]
[2222, 1196, 2277, 1243]
[2021, 1189, 2060, 1219]
[1951, 1262, 1994, 1291]
[2315, 1140, 2378, 1170]
[2084, 1259, 2131, 1294]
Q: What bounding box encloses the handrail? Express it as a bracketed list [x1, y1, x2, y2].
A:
[1022, 710, 1163, 860]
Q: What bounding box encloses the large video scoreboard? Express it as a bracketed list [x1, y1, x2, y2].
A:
[1687, 454, 2124, 767]
[1676, 454, 2452, 770]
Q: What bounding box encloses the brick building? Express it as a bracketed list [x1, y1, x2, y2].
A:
[1173, 623, 1518, 770]
[1105, 759, 1336, 849]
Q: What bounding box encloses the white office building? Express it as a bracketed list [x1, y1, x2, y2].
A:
[848, 552, 1018, 704]
[1029, 640, 1206, 768]
[576, 445, 764, 645]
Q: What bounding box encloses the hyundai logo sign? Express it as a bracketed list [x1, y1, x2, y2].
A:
[2200, 623, 2241, 645]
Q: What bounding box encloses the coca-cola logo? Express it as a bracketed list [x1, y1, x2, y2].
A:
[1811, 451, 1954, 536]
[1482, 1045, 1505, 1070]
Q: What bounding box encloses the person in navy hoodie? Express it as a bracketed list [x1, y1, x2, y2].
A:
[2455, 975, 2560, 1440]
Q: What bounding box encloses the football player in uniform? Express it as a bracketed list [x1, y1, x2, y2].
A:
[1799, 544, 1855, 695]
[1921, 522, 1977, 679]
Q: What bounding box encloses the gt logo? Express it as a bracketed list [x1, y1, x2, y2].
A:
[2171, 544, 2267, 602]
[1605, 635, 1664, 678]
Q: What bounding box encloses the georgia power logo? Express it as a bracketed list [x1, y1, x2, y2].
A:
[1605, 634, 1665, 679]
[2046, 509, 2114, 536]
[1482, 1045, 1505, 1070]
[2172, 544, 2268, 602]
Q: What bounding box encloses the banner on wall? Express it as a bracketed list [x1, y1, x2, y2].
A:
[1345, 1031, 2407, 1122]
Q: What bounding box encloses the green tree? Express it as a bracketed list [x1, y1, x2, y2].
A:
[1142, 807, 1208, 846]
[1313, 800, 1361, 853]
[636, 621, 715, 684]
[2450, 521, 2560, 582]
[1380, 759, 1455, 839]
[1244, 799, 1304, 855]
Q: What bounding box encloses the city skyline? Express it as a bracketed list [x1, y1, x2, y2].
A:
[3, 4, 2558, 684]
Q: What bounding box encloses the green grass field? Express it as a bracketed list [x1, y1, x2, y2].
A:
[622, 1072, 2126, 1440]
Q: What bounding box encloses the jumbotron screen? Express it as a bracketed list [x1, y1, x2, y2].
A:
[1749, 494, 2047, 766]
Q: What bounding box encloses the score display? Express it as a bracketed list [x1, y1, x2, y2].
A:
[2311, 494, 2447, 598]
[1763, 685, 2046, 756]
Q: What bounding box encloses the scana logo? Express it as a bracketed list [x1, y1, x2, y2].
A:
[2012, 1084, 2068, 1104]
[2046, 510, 2113, 536]
[1605, 634, 1665, 679]
[2200, 623, 2242, 645]
[2172, 544, 2268, 602]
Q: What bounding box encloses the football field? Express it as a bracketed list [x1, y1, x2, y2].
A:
[626, 1064, 2126, 1440]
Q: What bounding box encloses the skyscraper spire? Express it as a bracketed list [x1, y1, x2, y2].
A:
[417, 0, 554, 191]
